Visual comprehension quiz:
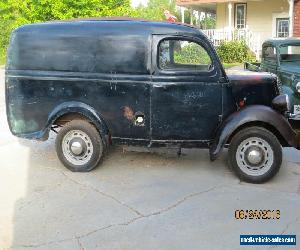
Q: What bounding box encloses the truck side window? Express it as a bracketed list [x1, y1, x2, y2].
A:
[263, 46, 276, 61]
[279, 45, 300, 61]
[158, 39, 212, 71]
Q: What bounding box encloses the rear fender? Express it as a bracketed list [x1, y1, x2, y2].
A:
[46, 101, 109, 143]
[210, 105, 298, 161]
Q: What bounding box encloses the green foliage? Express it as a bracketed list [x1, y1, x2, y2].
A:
[135, 0, 179, 21]
[174, 42, 211, 65]
[0, 53, 5, 65]
[0, 0, 133, 64]
[0, 19, 14, 65]
[199, 16, 216, 29]
[0, 0, 132, 23]
[217, 40, 256, 63]
[182, 9, 191, 24]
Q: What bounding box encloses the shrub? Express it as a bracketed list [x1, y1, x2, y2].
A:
[217, 40, 256, 63]
[174, 42, 211, 65]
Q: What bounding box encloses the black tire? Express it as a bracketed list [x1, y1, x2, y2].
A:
[55, 119, 103, 172]
[228, 126, 282, 183]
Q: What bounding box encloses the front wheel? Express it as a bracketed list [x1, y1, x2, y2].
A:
[228, 126, 282, 183]
[55, 120, 103, 172]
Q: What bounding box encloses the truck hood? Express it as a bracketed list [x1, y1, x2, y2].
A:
[279, 62, 300, 75]
[226, 69, 278, 85]
[226, 69, 279, 107]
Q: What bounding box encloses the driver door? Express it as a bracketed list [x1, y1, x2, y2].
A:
[150, 35, 223, 141]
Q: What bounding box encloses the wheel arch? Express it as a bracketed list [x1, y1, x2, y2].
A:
[210, 105, 298, 161]
[227, 121, 288, 147]
[46, 101, 110, 145]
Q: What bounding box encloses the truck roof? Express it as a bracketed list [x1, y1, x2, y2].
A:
[48, 17, 197, 28]
[14, 18, 203, 37]
[263, 37, 300, 47]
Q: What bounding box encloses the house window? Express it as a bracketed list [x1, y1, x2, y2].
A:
[276, 18, 289, 37]
[235, 3, 246, 29]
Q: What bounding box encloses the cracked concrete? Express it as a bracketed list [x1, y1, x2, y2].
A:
[60, 171, 144, 217]
[281, 217, 299, 235]
[8, 174, 222, 249]
[0, 68, 299, 249]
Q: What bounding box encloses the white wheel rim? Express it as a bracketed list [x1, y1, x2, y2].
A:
[236, 137, 274, 177]
[62, 130, 94, 166]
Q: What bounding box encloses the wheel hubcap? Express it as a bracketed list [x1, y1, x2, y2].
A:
[70, 140, 84, 156]
[245, 146, 264, 166]
[62, 130, 93, 166]
[236, 137, 274, 176]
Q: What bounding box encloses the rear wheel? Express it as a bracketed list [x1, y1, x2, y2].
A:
[56, 120, 103, 172]
[228, 126, 282, 183]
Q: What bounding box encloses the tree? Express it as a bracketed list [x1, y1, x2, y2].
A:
[0, 0, 133, 62]
[0, 0, 133, 24]
[135, 0, 179, 21]
[199, 15, 216, 29]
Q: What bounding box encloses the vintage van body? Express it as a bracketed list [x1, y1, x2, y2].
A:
[6, 19, 299, 183]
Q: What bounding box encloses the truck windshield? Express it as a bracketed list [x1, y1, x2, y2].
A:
[279, 45, 300, 62]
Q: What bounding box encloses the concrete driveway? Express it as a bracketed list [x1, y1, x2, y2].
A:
[0, 68, 299, 249]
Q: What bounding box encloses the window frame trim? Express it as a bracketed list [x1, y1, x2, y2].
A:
[154, 35, 216, 76]
[234, 3, 247, 30]
[276, 18, 290, 38]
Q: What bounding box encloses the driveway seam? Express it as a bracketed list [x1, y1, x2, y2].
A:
[12, 185, 221, 249]
[76, 237, 85, 250]
[268, 217, 299, 249]
[280, 217, 299, 235]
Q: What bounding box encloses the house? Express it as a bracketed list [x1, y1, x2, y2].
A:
[176, 0, 300, 58]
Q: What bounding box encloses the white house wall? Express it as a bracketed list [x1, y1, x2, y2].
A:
[216, 0, 289, 42]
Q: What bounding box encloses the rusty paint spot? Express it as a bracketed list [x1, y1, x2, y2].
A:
[123, 106, 134, 120]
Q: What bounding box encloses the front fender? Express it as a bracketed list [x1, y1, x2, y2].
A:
[209, 105, 298, 161]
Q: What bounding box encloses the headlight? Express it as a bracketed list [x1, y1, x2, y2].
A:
[272, 94, 289, 113]
[296, 82, 300, 93]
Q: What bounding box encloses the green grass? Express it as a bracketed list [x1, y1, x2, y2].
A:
[222, 62, 243, 69]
